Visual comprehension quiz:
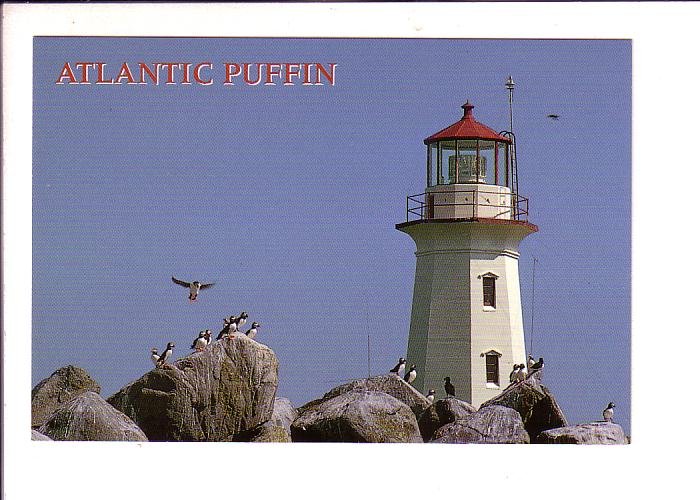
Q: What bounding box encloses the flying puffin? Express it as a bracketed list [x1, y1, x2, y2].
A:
[156, 342, 175, 367]
[245, 322, 260, 339]
[603, 402, 616, 423]
[444, 377, 456, 398]
[426, 389, 436, 404]
[171, 276, 215, 301]
[404, 364, 417, 384]
[509, 364, 519, 383]
[150, 347, 160, 367]
[191, 331, 207, 351]
[530, 357, 544, 370]
[389, 357, 407, 378]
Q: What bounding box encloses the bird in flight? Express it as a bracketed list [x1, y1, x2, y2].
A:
[171, 276, 215, 301]
[547, 114, 560, 120]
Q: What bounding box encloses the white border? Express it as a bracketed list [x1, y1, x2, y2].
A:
[4, 3, 700, 498]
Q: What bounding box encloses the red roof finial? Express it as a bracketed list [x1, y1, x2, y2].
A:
[461, 100, 475, 119]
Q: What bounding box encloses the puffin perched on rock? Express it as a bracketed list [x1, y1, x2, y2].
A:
[530, 357, 544, 370]
[603, 402, 616, 423]
[191, 331, 208, 351]
[404, 364, 417, 384]
[426, 389, 436, 404]
[444, 377, 456, 398]
[245, 322, 260, 339]
[509, 364, 519, 383]
[389, 357, 407, 378]
[171, 276, 215, 301]
[156, 342, 175, 367]
[150, 348, 160, 367]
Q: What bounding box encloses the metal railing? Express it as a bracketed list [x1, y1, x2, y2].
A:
[405, 190, 530, 222]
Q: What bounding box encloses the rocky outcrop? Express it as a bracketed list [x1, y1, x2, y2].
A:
[38, 391, 147, 441]
[291, 389, 422, 443]
[272, 397, 298, 434]
[431, 405, 529, 444]
[300, 374, 431, 420]
[536, 422, 627, 444]
[31, 365, 101, 428]
[31, 429, 52, 441]
[418, 398, 476, 441]
[480, 376, 567, 441]
[107, 334, 278, 441]
[232, 421, 292, 443]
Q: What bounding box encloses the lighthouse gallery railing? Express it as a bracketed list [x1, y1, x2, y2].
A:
[405, 190, 530, 223]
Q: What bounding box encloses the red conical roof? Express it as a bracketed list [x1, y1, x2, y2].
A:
[424, 101, 511, 144]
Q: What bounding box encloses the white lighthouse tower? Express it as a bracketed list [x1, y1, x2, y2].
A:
[396, 92, 537, 406]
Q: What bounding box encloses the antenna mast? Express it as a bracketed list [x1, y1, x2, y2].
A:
[506, 75, 515, 133]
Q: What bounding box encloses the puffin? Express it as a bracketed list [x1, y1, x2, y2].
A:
[245, 322, 260, 339]
[603, 402, 615, 423]
[426, 389, 436, 404]
[527, 355, 536, 370]
[171, 276, 215, 301]
[515, 363, 527, 382]
[150, 347, 160, 367]
[389, 357, 407, 378]
[404, 364, 417, 384]
[530, 357, 544, 370]
[204, 329, 212, 345]
[444, 377, 456, 398]
[229, 312, 248, 333]
[509, 364, 519, 383]
[156, 342, 175, 367]
[191, 331, 207, 351]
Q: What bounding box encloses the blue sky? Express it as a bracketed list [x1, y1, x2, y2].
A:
[32, 37, 631, 434]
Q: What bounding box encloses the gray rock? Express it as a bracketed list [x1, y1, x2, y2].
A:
[480, 375, 567, 441]
[431, 405, 529, 444]
[300, 374, 431, 420]
[31, 365, 101, 428]
[418, 398, 476, 441]
[231, 421, 292, 443]
[291, 389, 422, 443]
[272, 397, 298, 433]
[38, 391, 147, 441]
[536, 422, 627, 444]
[107, 334, 278, 441]
[31, 429, 52, 441]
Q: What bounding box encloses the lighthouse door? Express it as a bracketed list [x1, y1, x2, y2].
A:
[426, 193, 434, 219]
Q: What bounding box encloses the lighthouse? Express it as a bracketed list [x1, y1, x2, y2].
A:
[396, 92, 537, 406]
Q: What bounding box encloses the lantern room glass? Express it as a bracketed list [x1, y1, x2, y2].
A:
[427, 139, 511, 187]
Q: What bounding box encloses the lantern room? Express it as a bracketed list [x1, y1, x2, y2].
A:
[408, 101, 528, 221]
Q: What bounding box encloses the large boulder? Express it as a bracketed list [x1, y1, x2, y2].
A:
[418, 398, 476, 441]
[480, 375, 567, 441]
[107, 334, 278, 441]
[537, 422, 627, 444]
[38, 391, 147, 441]
[431, 405, 529, 444]
[31, 429, 52, 441]
[300, 374, 431, 420]
[291, 389, 422, 443]
[231, 421, 292, 443]
[272, 397, 298, 434]
[31, 365, 101, 428]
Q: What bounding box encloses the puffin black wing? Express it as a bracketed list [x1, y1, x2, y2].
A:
[199, 282, 215, 289]
[172, 276, 191, 288]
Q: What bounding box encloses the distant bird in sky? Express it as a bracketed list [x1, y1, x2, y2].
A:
[191, 331, 207, 351]
[156, 342, 175, 367]
[150, 348, 160, 367]
[426, 389, 435, 404]
[171, 276, 215, 301]
[530, 357, 544, 370]
[404, 364, 417, 384]
[509, 364, 519, 383]
[444, 376, 455, 398]
[389, 357, 407, 378]
[245, 322, 260, 339]
[603, 402, 616, 423]
[547, 114, 560, 120]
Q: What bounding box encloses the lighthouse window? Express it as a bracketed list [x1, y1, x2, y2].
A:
[439, 141, 457, 184]
[428, 143, 438, 187]
[483, 276, 496, 308]
[485, 354, 499, 385]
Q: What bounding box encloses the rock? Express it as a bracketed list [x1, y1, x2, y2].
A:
[536, 422, 627, 444]
[300, 374, 431, 420]
[291, 389, 422, 443]
[38, 391, 147, 441]
[480, 375, 567, 441]
[231, 421, 292, 443]
[107, 334, 278, 442]
[418, 398, 476, 441]
[272, 397, 298, 434]
[31, 429, 52, 441]
[431, 405, 530, 444]
[31, 365, 101, 428]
